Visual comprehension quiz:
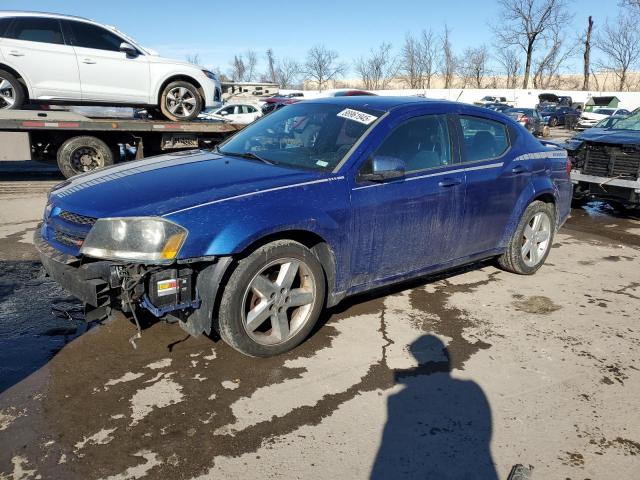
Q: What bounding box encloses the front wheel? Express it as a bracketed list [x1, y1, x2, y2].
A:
[159, 81, 202, 122]
[498, 201, 556, 275]
[216, 240, 326, 357]
[549, 117, 559, 127]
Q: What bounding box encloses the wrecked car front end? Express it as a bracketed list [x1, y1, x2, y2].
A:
[36, 199, 231, 341]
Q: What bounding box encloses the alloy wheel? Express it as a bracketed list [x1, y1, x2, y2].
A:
[521, 212, 551, 267]
[242, 258, 316, 346]
[166, 87, 197, 118]
[0, 77, 15, 109]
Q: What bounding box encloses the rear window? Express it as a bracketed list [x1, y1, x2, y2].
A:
[7, 17, 64, 45]
[0, 17, 13, 38]
[459, 116, 510, 162]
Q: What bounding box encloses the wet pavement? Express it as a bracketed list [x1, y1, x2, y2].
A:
[1, 173, 639, 479]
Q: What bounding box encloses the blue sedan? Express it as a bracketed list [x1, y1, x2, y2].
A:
[36, 97, 572, 356]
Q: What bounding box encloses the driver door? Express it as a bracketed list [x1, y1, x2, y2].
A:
[63, 20, 150, 104]
[349, 113, 466, 285]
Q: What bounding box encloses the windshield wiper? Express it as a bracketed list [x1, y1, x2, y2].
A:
[217, 149, 277, 165]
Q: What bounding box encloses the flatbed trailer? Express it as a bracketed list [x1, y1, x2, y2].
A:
[0, 110, 245, 178]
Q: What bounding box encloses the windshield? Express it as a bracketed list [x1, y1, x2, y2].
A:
[612, 111, 640, 131]
[594, 108, 615, 115]
[542, 106, 558, 113]
[218, 103, 382, 171]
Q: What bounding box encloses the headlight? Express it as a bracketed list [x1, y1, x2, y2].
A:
[80, 217, 187, 263]
[203, 70, 217, 81]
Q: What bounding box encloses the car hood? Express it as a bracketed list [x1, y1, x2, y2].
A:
[147, 55, 201, 69]
[566, 129, 640, 149]
[49, 151, 324, 219]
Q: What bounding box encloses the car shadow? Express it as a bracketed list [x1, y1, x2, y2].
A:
[370, 335, 498, 479]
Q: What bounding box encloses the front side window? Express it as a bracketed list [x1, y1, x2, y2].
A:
[218, 103, 381, 171]
[68, 21, 124, 52]
[369, 115, 452, 173]
[7, 17, 64, 45]
[459, 116, 509, 163]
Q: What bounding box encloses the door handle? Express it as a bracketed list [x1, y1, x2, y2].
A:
[511, 165, 528, 174]
[438, 178, 463, 188]
[8, 50, 24, 57]
[82, 58, 97, 64]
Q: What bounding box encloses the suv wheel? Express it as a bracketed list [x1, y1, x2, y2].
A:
[159, 81, 202, 122]
[0, 70, 25, 110]
[216, 240, 326, 357]
[498, 200, 556, 275]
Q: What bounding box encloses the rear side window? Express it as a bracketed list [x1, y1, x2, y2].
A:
[459, 116, 509, 162]
[67, 21, 124, 52]
[0, 18, 13, 38]
[7, 17, 64, 45]
[372, 115, 452, 172]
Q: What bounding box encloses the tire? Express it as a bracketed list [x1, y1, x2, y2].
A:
[216, 240, 326, 357]
[549, 117, 559, 127]
[56, 136, 115, 178]
[498, 200, 556, 275]
[159, 81, 202, 122]
[0, 69, 25, 110]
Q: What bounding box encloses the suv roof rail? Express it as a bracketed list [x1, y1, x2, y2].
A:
[0, 10, 93, 22]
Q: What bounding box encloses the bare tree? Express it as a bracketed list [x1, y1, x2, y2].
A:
[275, 58, 301, 88]
[302, 45, 346, 91]
[582, 16, 594, 90]
[244, 50, 258, 82]
[620, 0, 640, 10]
[533, 27, 576, 88]
[440, 25, 457, 89]
[460, 45, 490, 88]
[496, 48, 521, 88]
[595, 15, 640, 90]
[230, 55, 247, 82]
[399, 33, 423, 88]
[493, 0, 569, 88]
[419, 29, 438, 89]
[185, 53, 201, 65]
[355, 42, 399, 90]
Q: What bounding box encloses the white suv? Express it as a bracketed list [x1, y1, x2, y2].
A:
[0, 11, 221, 121]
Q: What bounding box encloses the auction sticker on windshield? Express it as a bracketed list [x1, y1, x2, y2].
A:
[337, 108, 378, 125]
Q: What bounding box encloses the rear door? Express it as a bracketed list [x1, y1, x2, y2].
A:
[454, 114, 531, 256]
[0, 16, 80, 100]
[64, 20, 150, 104]
[349, 112, 466, 285]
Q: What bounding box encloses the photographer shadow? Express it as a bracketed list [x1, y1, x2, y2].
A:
[371, 335, 497, 480]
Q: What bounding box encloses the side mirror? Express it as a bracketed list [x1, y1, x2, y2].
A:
[360, 155, 406, 182]
[120, 42, 138, 56]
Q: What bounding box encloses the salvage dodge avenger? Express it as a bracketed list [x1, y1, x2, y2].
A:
[36, 97, 572, 357]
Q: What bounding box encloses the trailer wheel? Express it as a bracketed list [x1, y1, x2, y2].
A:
[0, 69, 25, 110]
[57, 136, 115, 178]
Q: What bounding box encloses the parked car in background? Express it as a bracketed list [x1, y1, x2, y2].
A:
[0, 11, 222, 121]
[566, 109, 640, 206]
[484, 103, 512, 113]
[200, 103, 262, 124]
[261, 97, 301, 115]
[540, 105, 580, 127]
[505, 108, 545, 136]
[576, 108, 631, 130]
[321, 89, 376, 97]
[536, 93, 573, 109]
[36, 97, 571, 357]
[474, 95, 508, 106]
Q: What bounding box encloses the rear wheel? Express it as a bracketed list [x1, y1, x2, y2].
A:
[498, 201, 556, 275]
[0, 69, 25, 110]
[549, 117, 559, 127]
[159, 81, 202, 122]
[216, 240, 326, 357]
[57, 136, 115, 178]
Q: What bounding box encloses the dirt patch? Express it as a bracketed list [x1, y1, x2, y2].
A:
[512, 295, 562, 315]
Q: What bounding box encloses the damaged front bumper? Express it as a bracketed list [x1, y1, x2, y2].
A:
[34, 226, 232, 337]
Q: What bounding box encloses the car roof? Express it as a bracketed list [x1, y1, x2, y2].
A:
[304, 95, 455, 112]
[0, 11, 93, 22]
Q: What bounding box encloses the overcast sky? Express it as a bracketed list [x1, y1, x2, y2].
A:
[3, 0, 627, 76]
